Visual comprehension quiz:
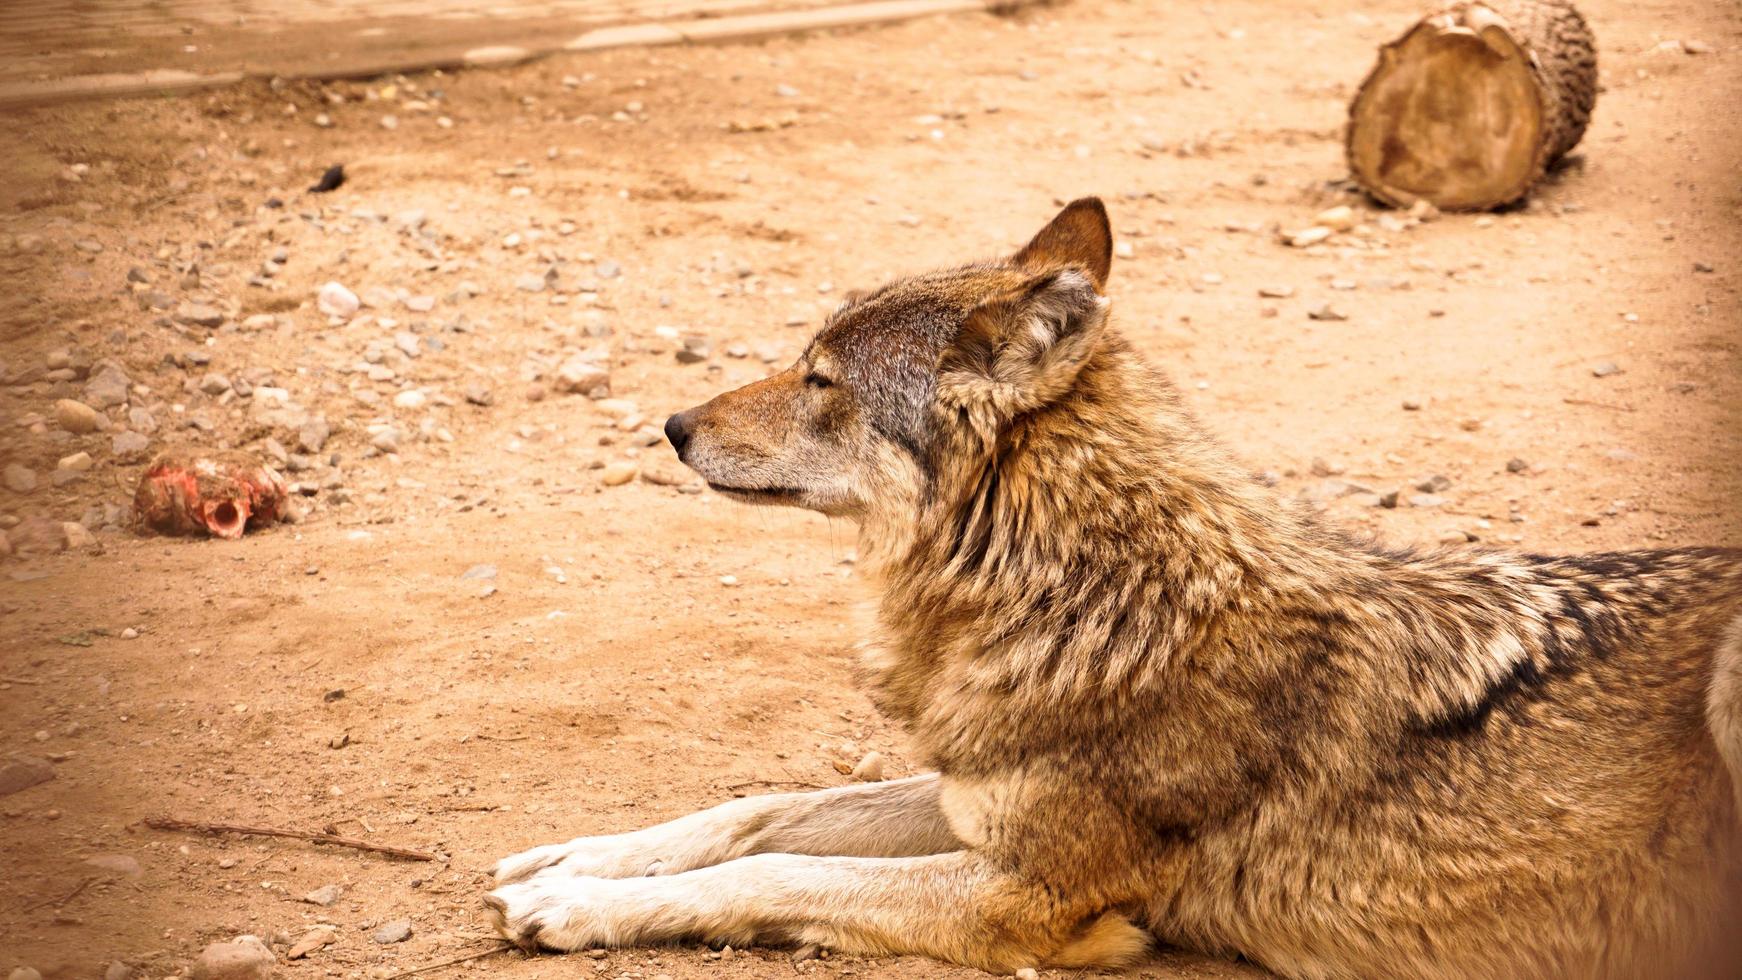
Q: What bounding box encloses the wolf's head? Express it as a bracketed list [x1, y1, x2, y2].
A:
[665, 198, 1117, 526]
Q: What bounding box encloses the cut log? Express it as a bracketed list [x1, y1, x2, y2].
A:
[1346, 0, 1597, 211]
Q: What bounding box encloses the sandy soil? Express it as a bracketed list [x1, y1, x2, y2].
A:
[1, 1, 1738, 978]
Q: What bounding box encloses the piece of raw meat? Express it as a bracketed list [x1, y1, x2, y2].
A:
[133, 452, 289, 539]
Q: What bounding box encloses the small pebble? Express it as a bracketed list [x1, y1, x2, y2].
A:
[851, 751, 885, 782]
[676, 335, 712, 364]
[190, 938, 274, 980]
[53, 399, 102, 434]
[601, 461, 638, 486]
[317, 282, 360, 319]
[1313, 205, 1356, 231]
[302, 884, 343, 907]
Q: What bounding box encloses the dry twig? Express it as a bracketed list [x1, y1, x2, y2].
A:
[1561, 397, 1635, 413]
[380, 944, 514, 979]
[23, 875, 99, 912]
[143, 816, 438, 861]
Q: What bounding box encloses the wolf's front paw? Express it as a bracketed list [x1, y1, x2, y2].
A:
[492, 842, 578, 886]
[493, 836, 667, 886]
[484, 875, 640, 952]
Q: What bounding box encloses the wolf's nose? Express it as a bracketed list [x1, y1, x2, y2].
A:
[664, 412, 693, 458]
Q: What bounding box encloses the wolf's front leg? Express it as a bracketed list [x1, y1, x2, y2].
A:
[484, 851, 1149, 972]
[493, 773, 958, 884]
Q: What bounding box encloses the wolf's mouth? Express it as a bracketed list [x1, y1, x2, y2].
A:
[706, 482, 801, 500]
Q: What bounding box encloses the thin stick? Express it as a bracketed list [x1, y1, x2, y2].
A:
[24, 875, 98, 912]
[380, 945, 513, 979]
[1561, 397, 1635, 413]
[143, 816, 438, 861]
[0, 676, 43, 685]
[723, 779, 827, 792]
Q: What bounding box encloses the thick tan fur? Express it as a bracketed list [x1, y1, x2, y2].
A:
[488, 199, 1742, 979]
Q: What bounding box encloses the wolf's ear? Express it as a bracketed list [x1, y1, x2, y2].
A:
[1013, 197, 1112, 291]
[938, 267, 1109, 421]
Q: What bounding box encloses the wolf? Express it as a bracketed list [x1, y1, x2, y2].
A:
[485, 199, 1742, 979]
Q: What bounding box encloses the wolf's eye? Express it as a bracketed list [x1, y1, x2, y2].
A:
[805, 372, 834, 389]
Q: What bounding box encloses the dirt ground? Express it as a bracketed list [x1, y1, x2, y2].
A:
[1, 0, 1739, 978]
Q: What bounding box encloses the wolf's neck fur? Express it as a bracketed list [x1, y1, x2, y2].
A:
[857, 338, 1306, 716]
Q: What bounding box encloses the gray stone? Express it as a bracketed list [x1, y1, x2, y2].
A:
[371, 919, 412, 945]
[1591, 361, 1622, 378]
[0, 756, 55, 796]
[596, 260, 621, 280]
[112, 431, 151, 459]
[7, 518, 65, 553]
[459, 564, 498, 580]
[554, 356, 610, 398]
[84, 366, 131, 408]
[301, 884, 342, 907]
[1414, 474, 1452, 493]
[463, 384, 494, 407]
[3, 463, 38, 494]
[298, 416, 330, 453]
[177, 304, 225, 328]
[200, 373, 233, 395]
[371, 428, 403, 454]
[1506, 458, 1529, 474]
[129, 406, 158, 433]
